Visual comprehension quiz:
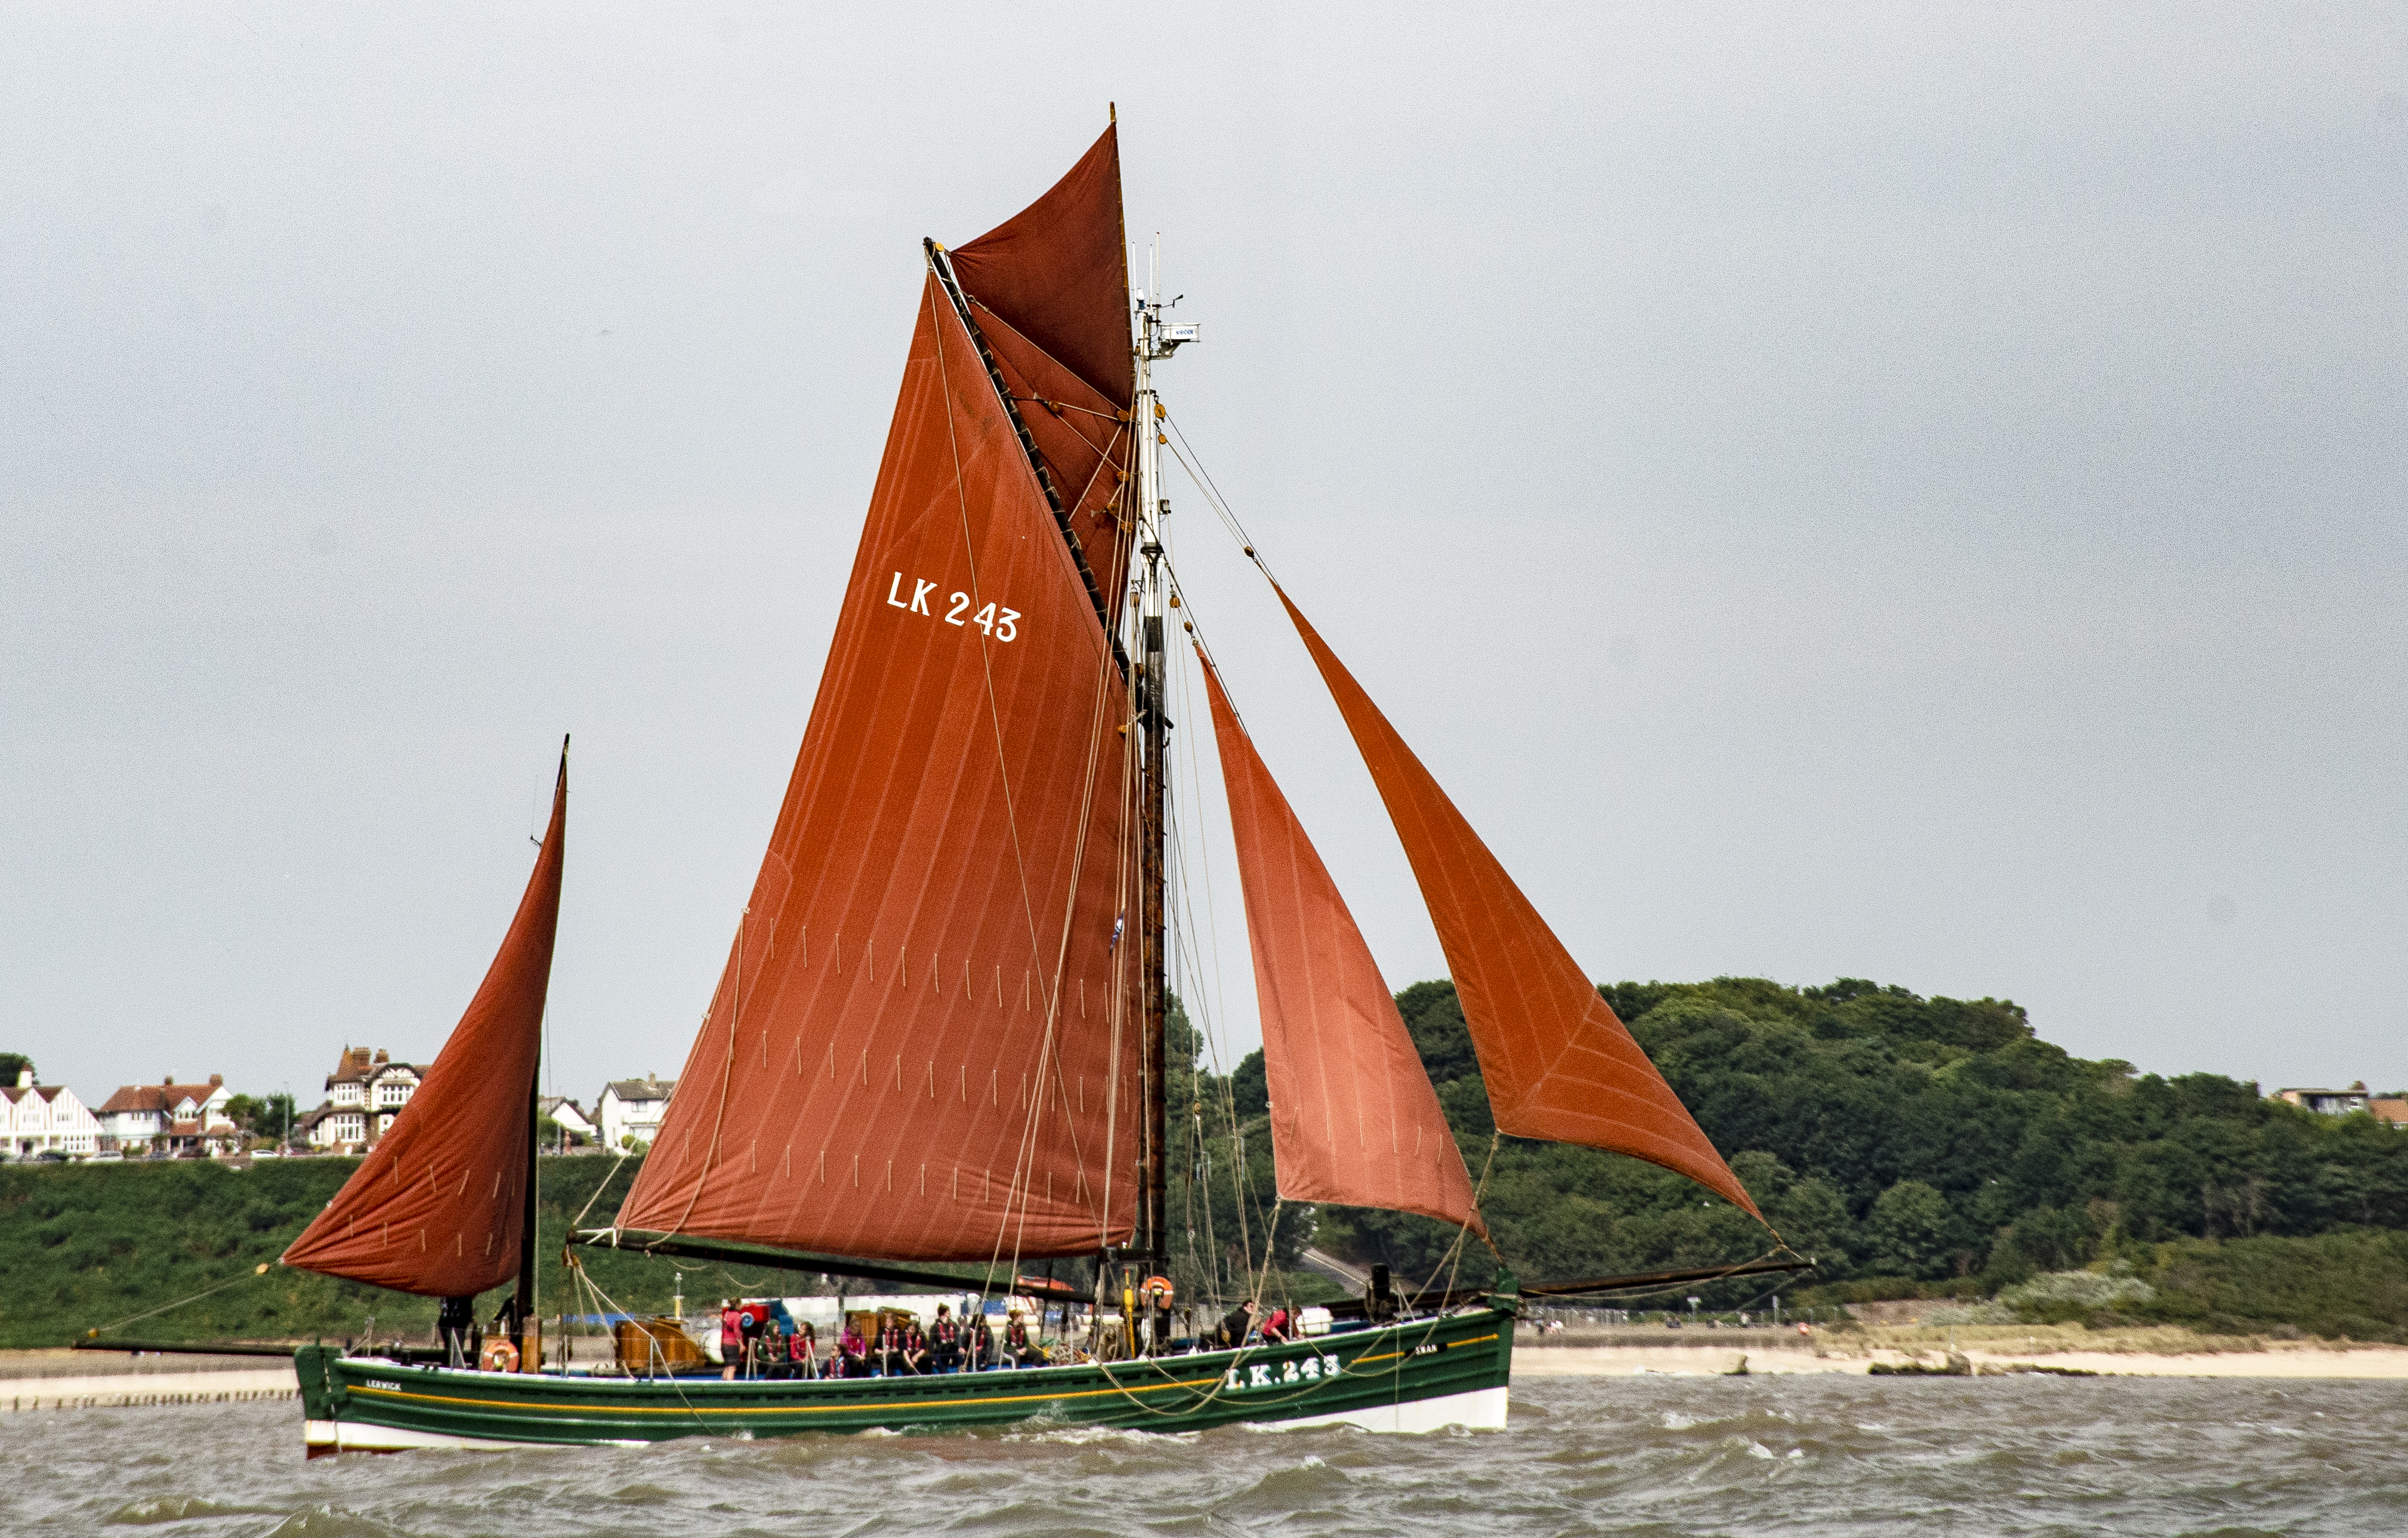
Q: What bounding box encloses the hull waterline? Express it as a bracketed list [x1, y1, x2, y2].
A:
[297, 1307, 1512, 1453]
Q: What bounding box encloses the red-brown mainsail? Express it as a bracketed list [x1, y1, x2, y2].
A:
[1271, 588, 1762, 1219]
[614, 184, 1143, 1262]
[281, 748, 566, 1294]
[1202, 656, 1481, 1232]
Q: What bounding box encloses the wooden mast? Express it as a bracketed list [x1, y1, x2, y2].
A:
[1140, 579, 1169, 1296]
[1132, 234, 1188, 1345]
[1110, 103, 1172, 1336]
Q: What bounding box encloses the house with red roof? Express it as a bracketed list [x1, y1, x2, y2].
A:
[298, 1046, 425, 1152]
[95, 1074, 237, 1155]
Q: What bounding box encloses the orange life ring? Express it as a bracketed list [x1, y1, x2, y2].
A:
[1141, 1275, 1175, 1303]
[480, 1337, 520, 1373]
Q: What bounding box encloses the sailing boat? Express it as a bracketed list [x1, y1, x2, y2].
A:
[279, 119, 1793, 1453]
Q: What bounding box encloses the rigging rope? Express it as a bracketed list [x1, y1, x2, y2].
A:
[570, 1148, 634, 1231]
[82, 1263, 271, 1339]
[1159, 412, 1273, 584]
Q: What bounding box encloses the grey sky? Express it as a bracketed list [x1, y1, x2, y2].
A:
[4, 4, 2403, 1114]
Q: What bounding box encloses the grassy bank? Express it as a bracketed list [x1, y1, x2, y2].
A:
[0, 1155, 778, 1349]
[1788, 1231, 2408, 1344]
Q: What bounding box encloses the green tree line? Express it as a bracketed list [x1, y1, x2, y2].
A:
[1170, 977, 2408, 1331]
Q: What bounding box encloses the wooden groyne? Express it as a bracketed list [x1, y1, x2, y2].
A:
[2, 1366, 297, 1412]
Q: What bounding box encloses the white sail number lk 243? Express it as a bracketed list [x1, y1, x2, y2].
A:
[1222, 1352, 1345, 1392]
[886, 572, 1020, 642]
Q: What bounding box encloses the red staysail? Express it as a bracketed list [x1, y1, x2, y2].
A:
[613, 268, 1141, 1261]
[1274, 590, 1761, 1218]
[1202, 659, 1482, 1232]
[282, 748, 566, 1296]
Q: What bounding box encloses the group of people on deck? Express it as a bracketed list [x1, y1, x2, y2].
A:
[717, 1300, 1048, 1380]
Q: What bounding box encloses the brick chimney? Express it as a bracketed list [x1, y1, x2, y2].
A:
[209, 1074, 224, 1087]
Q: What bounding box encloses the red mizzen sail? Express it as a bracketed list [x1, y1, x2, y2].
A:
[1273, 590, 1761, 1218]
[282, 747, 566, 1296]
[1201, 658, 1482, 1232]
[613, 266, 1141, 1262]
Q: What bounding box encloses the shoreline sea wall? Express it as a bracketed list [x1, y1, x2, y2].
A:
[1, 1352, 298, 1411]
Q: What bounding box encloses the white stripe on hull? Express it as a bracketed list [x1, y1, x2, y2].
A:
[304, 1418, 642, 1454]
[1264, 1384, 1509, 1434]
[305, 1384, 1508, 1451]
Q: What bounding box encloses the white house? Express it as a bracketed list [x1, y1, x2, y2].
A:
[2, 1071, 101, 1157]
[308, 1047, 424, 1151]
[300, 1103, 370, 1151]
[2277, 1084, 2372, 1116]
[95, 1075, 237, 1154]
[598, 1076, 675, 1151]
[539, 1095, 597, 1148]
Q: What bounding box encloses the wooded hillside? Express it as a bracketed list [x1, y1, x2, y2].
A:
[1186, 977, 2408, 1337]
[11, 975, 2407, 1346]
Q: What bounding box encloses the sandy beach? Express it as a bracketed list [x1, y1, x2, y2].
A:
[1512, 1327, 2408, 1379]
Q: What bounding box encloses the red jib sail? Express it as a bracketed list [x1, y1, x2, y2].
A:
[614, 266, 1141, 1262]
[282, 748, 566, 1296]
[1201, 658, 1482, 1232]
[1274, 590, 1761, 1218]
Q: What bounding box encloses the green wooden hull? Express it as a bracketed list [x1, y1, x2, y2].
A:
[296, 1308, 1513, 1451]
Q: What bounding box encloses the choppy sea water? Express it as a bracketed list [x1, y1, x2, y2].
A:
[5, 1375, 2406, 1537]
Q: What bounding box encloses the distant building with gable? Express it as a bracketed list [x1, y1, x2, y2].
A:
[3, 1070, 101, 1158]
[539, 1095, 597, 1149]
[598, 1076, 675, 1151]
[95, 1075, 237, 1155]
[2277, 1083, 2372, 1116]
[2271, 1083, 2408, 1127]
[304, 1047, 425, 1152]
